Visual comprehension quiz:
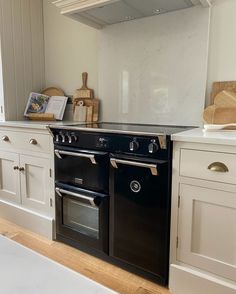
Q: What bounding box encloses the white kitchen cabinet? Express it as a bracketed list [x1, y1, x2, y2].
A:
[169, 129, 236, 294]
[0, 0, 45, 120]
[0, 125, 54, 239]
[178, 184, 236, 282]
[0, 150, 20, 204]
[0, 152, 52, 216]
[20, 155, 51, 216]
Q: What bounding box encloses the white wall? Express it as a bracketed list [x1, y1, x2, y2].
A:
[0, 45, 4, 121]
[43, 0, 236, 122]
[43, 0, 98, 97]
[206, 0, 236, 105]
[98, 6, 210, 126]
[0, 0, 45, 120]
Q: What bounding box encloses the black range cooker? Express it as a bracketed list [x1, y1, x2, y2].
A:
[50, 122, 190, 285]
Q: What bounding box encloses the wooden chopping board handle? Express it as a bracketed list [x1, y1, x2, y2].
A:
[82, 72, 88, 90]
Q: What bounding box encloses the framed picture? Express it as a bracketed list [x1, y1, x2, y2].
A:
[24, 92, 50, 116]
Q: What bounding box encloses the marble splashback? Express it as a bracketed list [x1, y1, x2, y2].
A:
[98, 6, 210, 126]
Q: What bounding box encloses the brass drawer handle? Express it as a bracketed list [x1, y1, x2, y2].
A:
[13, 166, 19, 170]
[29, 139, 37, 145]
[2, 135, 9, 142]
[208, 162, 229, 173]
[19, 167, 25, 172]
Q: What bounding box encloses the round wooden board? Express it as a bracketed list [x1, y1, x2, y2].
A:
[41, 87, 65, 97]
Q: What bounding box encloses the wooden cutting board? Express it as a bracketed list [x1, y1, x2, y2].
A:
[73, 98, 99, 122]
[73, 101, 87, 122]
[73, 72, 94, 99]
[203, 105, 236, 124]
[214, 90, 236, 107]
[211, 81, 236, 104]
[41, 87, 65, 97]
[203, 105, 216, 124]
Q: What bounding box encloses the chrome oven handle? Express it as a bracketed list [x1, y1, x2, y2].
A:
[55, 188, 96, 207]
[110, 158, 158, 176]
[55, 149, 97, 164]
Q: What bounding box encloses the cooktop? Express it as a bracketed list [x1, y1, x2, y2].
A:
[63, 122, 192, 136]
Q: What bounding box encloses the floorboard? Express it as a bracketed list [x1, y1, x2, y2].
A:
[0, 218, 170, 294]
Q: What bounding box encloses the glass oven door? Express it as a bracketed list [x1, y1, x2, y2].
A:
[56, 183, 109, 253]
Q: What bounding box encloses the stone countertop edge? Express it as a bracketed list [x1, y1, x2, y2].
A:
[171, 127, 236, 146]
[0, 121, 82, 130]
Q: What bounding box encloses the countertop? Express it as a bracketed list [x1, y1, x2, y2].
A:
[171, 127, 236, 146]
[0, 120, 81, 130]
[4, 122, 236, 147]
[0, 121, 191, 136]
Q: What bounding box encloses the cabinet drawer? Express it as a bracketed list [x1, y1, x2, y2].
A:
[0, 130, 50, 153]
[180, 149, 236, 184]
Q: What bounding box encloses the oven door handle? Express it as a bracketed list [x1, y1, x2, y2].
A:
[110, 158, 159, 176]
[55, 188, 96, 207]
[55, 149, 97, 164]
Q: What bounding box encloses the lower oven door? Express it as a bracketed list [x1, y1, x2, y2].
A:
[54, 146, 109, 193]
[109, 155, 170, 284]
[56, 183, 108, 254]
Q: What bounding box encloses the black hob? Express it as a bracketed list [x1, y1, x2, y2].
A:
[57, 122, 191, 136]
[50, 122, 192, 158]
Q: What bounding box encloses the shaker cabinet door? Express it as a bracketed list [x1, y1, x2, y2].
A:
[0, 151, 20, 203]
[177, 184, 236, 281]
[20, 155, 51, 216]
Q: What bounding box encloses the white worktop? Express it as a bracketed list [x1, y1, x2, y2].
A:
[172, 127, 236, 146]
[0, 120, 80, 130]
[3, 122, 236, 147]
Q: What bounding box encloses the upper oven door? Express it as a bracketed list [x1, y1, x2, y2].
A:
[54, 146, 109, 193]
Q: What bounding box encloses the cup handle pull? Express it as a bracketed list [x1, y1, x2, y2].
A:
[29, 139, 37, 145]
[208, 162, 229, 173]
[2, 136, 9, 142]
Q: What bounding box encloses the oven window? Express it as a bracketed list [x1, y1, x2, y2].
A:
[63, 198, 99, 239]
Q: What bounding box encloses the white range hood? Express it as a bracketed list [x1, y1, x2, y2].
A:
[53, 0, 211, 29]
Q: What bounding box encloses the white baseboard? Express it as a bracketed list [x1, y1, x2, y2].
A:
[169, 264, 236, 294]
[0, 200, 54, 240]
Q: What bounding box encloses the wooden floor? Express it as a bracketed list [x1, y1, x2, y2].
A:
[0, 218, 170, 294]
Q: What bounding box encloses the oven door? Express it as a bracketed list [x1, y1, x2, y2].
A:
[56, 183, 109, 253]
[54, 146, 109, 193]
[109, 154, 170, 284]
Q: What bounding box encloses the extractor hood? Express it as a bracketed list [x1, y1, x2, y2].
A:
[53, 0, 211, 29]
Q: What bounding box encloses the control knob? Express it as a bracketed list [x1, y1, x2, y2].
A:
[148, 139, 159, 154]
[71, 132, 78, 142]
[66, 132, 72, 144]
[129, 139, 139, 152]
[55, 132, 77, 144]
[59, 132, 66, 143]
[98, 137, 108, 148]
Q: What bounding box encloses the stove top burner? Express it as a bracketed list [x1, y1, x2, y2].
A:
[65, 122, 192, 136]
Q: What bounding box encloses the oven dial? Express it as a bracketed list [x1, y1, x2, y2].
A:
[71, 133, 78, 142]
[98, 137, 108, 148]
[55, 134, 59, 143]
[148, 140, 159, 154]
[59, 132, 66, 143]
[66, 133, 72, 144]
[129, 139, 139, 152]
